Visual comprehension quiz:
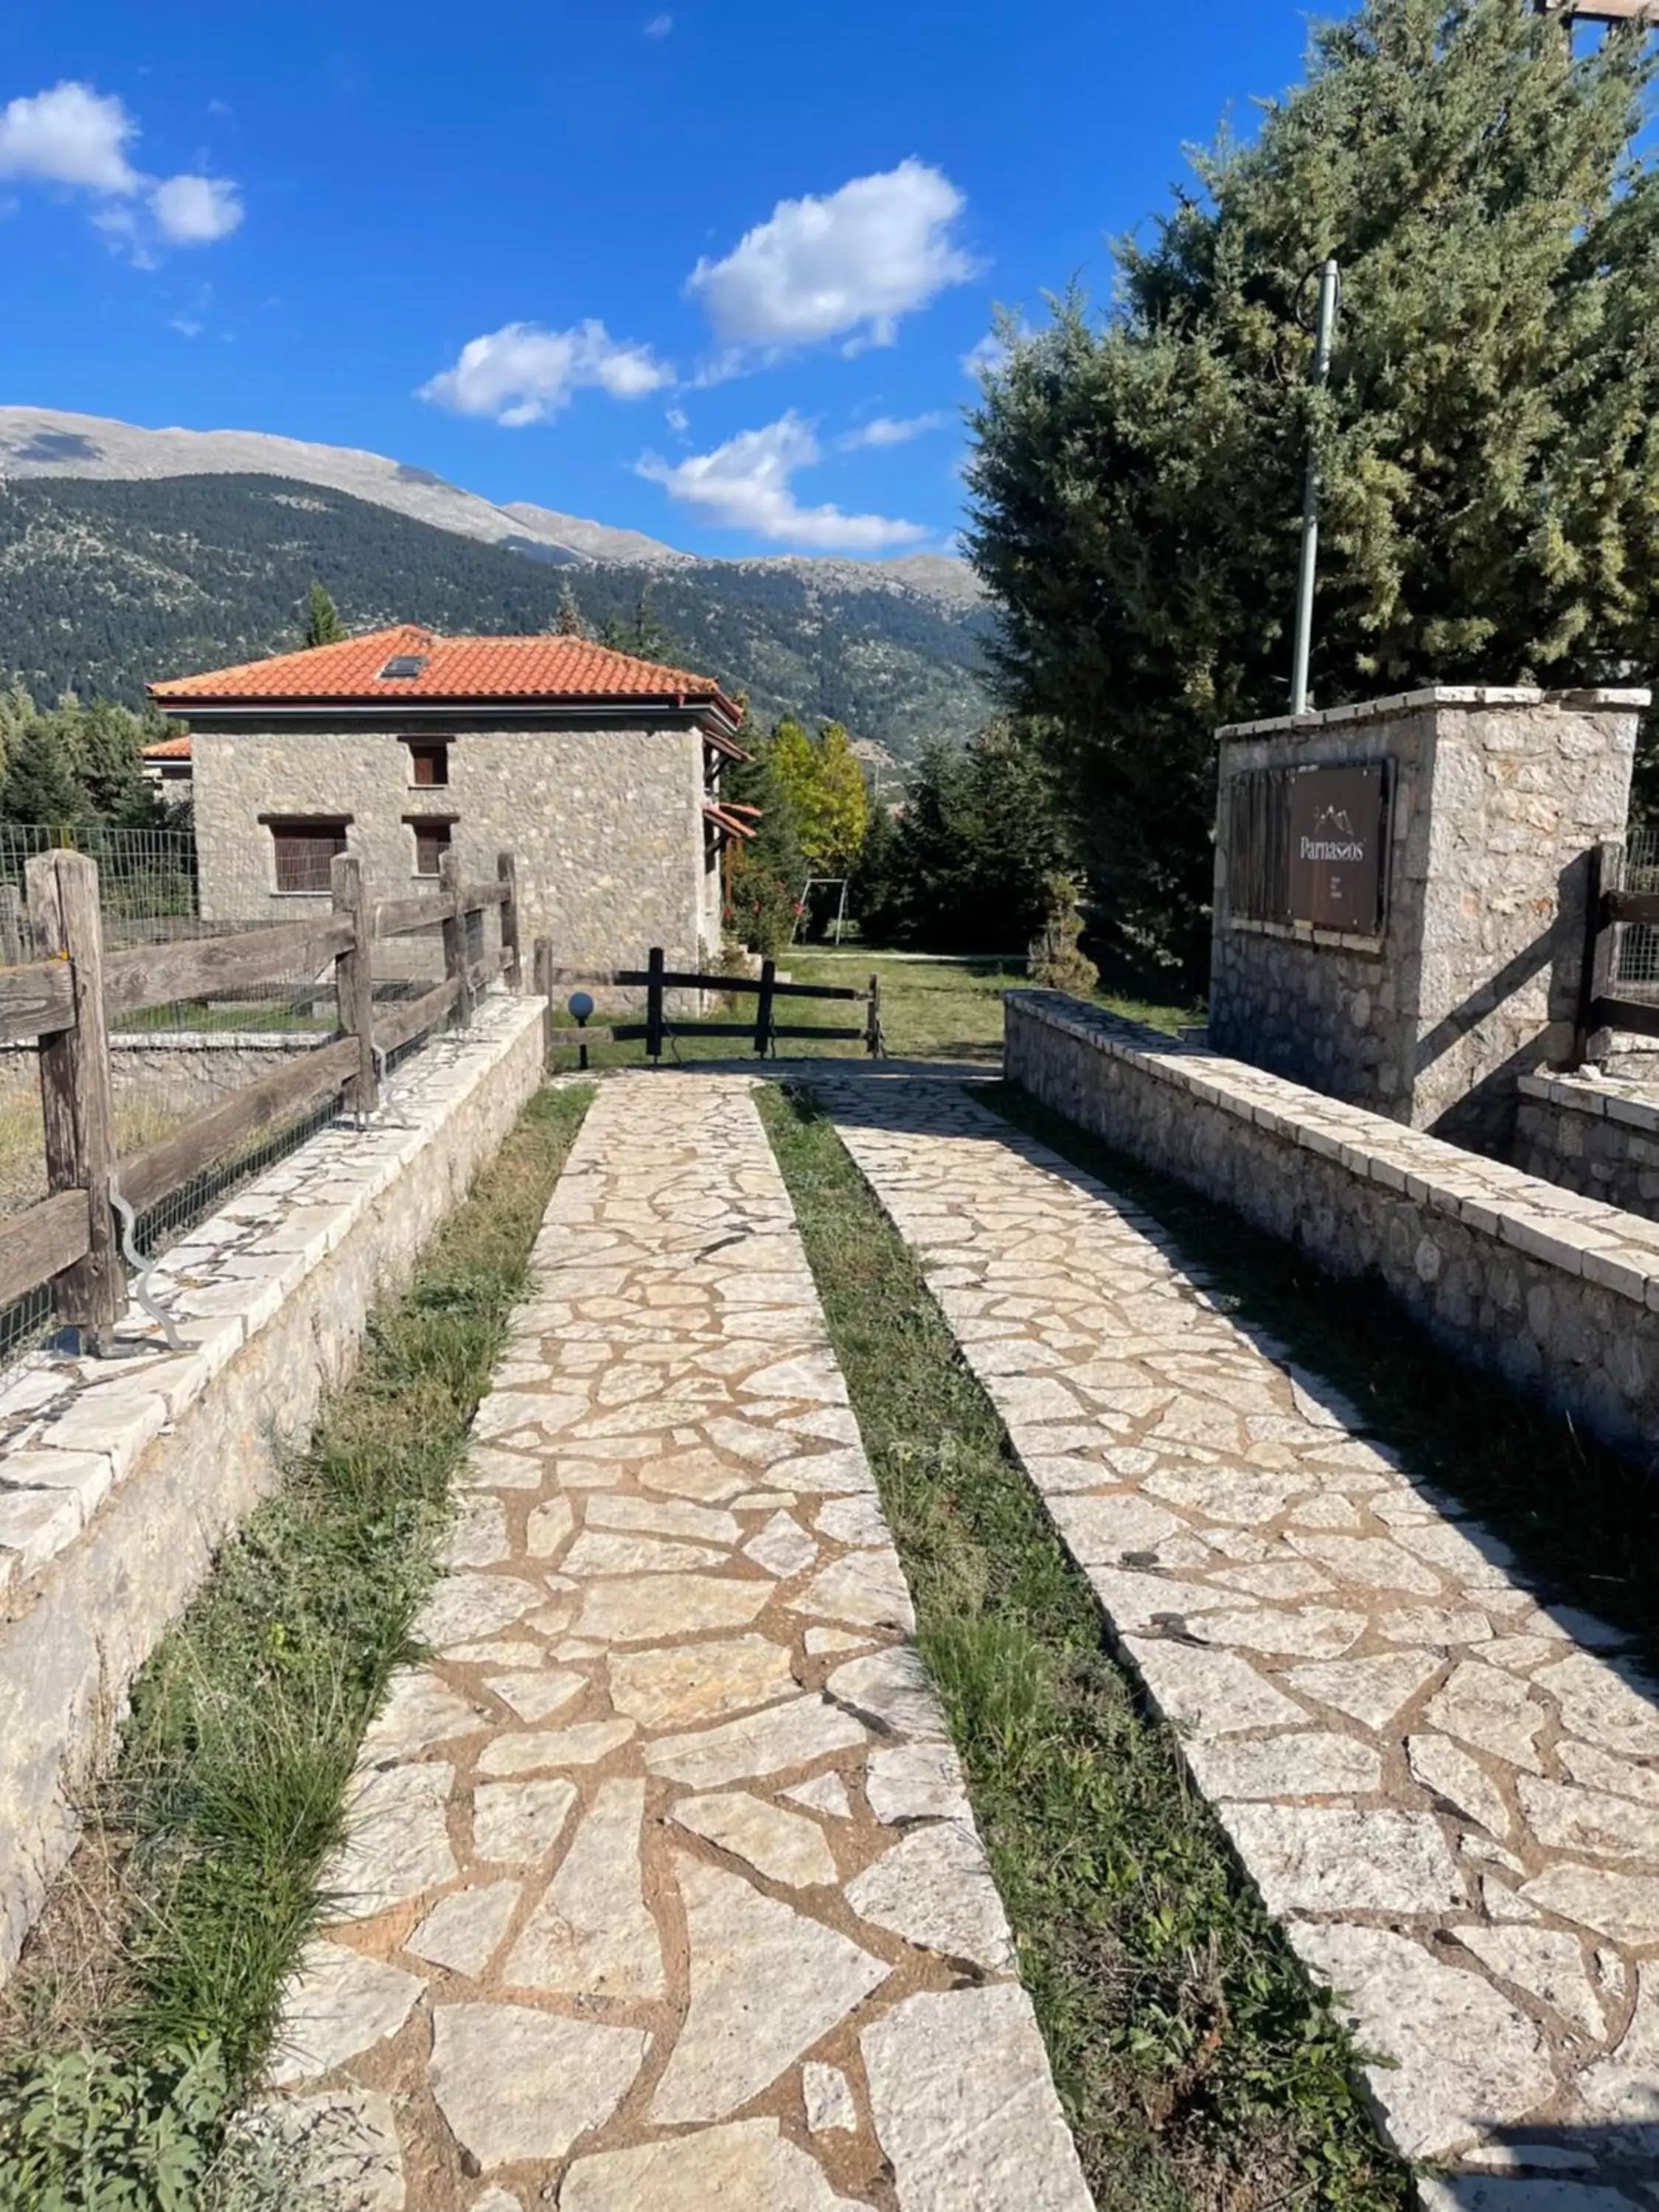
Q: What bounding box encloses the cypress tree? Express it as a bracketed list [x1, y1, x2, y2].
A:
[303, 581, 346, 648]
[967, 0, 1659, 984]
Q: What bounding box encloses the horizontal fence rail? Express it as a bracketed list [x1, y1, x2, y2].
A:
[533, 945, 884, 1065]
[0, 846, 522, 1357]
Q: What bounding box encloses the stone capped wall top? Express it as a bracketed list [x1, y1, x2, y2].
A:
[1217, 684, 1650, 743]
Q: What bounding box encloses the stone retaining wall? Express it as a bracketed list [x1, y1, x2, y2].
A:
[1006, 991, 1659, 1469]
[0, 993, 547, 1980]
[0, 1032, 319, 1122]
[1514, 1068, 1659, 1222]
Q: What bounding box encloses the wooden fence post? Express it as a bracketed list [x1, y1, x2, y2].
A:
[1575, 838, 1625, 1068]
[754, 956, 776, 1058]
[26, 851, 123, 1352]
[646, 945, 665, 1064]
[439, 848, 472, 1027]
[865, 973, 883, 1058]
[332, 853, 378, 1117]
[0, 884, 23, 967]
[497, 851, 521, 989]
[532, 936, 554, 1065]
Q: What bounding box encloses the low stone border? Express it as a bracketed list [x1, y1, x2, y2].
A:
[0, 992, 547, 1980]
[1514, 1068, 1659, 1224]
[822, 1073, 1659, 2202]
[1005, 992, 1659, 1468]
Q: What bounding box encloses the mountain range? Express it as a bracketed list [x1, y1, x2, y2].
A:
[0, 406, 992, 759]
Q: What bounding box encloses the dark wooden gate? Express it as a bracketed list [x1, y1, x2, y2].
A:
[529, 945, 884, 1062]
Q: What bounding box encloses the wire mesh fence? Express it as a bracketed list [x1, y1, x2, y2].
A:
[1617, 824, 1659, 997]
[0, 832, 476, 1372]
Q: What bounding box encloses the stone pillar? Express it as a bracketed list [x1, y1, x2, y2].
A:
[1209, 686, 1646, 1153]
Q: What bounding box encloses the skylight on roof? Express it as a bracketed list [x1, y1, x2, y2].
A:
[378, 654, 428, 679]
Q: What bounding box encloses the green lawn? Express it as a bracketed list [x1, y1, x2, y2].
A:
[544, 948, 1200, 1071]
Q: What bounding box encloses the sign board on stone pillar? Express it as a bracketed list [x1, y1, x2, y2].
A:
[1286, 763, 1386, 932]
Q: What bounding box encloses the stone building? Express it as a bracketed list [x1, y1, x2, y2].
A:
[148, 624, 749, 971]
[1208, 686, 1646, 1152]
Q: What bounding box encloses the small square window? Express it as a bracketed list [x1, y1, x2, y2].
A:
[268, 818, 347, 894]
[404, 740, 450, 788]
[410, 819, 453, 877]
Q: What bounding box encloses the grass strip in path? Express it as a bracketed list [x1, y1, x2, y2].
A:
[758, 1081, 1408, 2212]
[985, 1082, 1659, 1671]
[0, 1081, 592, 2205]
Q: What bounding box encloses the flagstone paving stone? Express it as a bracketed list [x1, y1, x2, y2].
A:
[821, 1074, 1659, 2202]
[262, 1074, 1088, 2211]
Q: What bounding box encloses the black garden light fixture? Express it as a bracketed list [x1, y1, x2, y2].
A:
[568, 989, 594, 1070]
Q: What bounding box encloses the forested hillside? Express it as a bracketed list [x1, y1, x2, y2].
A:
[0, 476, 990, 758]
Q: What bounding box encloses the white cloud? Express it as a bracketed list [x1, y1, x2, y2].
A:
[637, 411, 928, 552]
[686, 159, 977, 355]
[665, 405, 689, 432]
[835, 411, 949, 452]
[961, 331, 1006, 379]
[150, 173, 242, 243]
[961, 322, 1033, 380]
[420, 319, 672, 426]
[643, 13, 673, 35]
[0, 81, 138, 192]
[0, 80, 243, 257]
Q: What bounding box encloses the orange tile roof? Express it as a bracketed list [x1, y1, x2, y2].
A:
[142, 734, 193, 759]
[149, 624, 740, 722]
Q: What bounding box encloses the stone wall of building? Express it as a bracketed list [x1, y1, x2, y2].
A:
[0, 995, 546, 1979]
[191, 723, 716, 976]
[1513, 1068, 1659, 1222]
[1211, 688, 1644, 1154]
[1006, 990, 1659, 1470]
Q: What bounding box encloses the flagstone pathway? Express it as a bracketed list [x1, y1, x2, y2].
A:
[262, 1073, 1090, 2211]
[817, 1074, 1659, 2210]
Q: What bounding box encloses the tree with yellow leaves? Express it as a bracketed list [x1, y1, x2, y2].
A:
[765, 717, 868, 876]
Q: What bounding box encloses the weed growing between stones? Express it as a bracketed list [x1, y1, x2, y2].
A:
[759, 1080, 1409, 2212]
[0, 1082, 592, 2207]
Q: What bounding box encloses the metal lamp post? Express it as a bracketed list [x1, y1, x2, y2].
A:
[1290, 256, 1340, 718]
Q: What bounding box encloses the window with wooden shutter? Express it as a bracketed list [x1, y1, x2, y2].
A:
[408, 818, 453, 877]
[267, 818, 348, 894]
[403, 740, 450, 787]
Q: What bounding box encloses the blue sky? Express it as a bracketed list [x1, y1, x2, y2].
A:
[3, 1, 1314, 558]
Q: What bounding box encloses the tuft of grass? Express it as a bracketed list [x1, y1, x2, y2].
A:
[759, 1080, 1408, 2212]
[984, 1081, 1659, 1668]
[0, 1081, 591, 2202]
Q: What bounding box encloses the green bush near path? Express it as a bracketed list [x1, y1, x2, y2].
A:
[0, 1082, 593, 2209]
[759, 1082, 1408, 2212]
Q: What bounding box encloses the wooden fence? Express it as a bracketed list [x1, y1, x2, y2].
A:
[1573, 837, 1659, 1062]
[529, 947, 884, 1062]
[0, 846, 520, 1353]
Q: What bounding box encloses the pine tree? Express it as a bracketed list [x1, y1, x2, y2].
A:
[303, 580, 345, 648]
[863, 722, 1066, 952]
[599, 587, 678, 664]
[850, 800, 901, 940]
[720, 705, 808, 956]
[967, 0, 1659, 983]
[74, 698, 161, 824]
[553, 580, 591, 639]
[1, 716, 83, 827]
